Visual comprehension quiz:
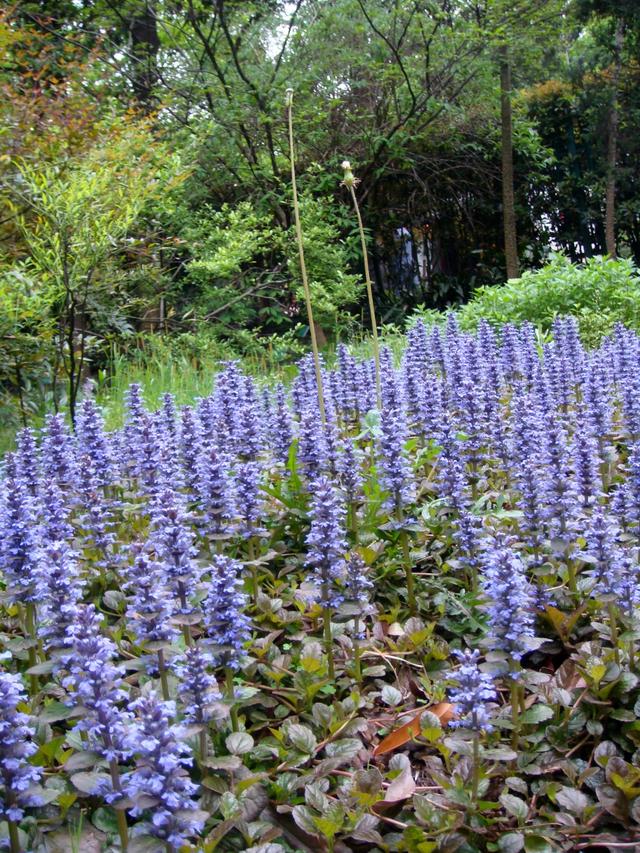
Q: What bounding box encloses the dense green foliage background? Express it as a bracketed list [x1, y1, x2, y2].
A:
[2, 0, 640, 433]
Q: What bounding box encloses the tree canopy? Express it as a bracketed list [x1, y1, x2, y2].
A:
[1, 0, 639, 423]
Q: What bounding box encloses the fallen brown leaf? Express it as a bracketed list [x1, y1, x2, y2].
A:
[383, 762, 416, 802]
[372, 702, 455, 757]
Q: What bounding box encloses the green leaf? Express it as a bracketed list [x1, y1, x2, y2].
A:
[555, 786, 588, 815]
[203, 755, 242, 771]
[524, 835, 555, 853]
[500, 793, 528, 821]
[56, 791, 77, 814]
[91, 807, 120, 835]
[219, 791, 242, 820]
[26, 660, 55, 675]
[350, 813, 384, 846]
[381, 685, 403, 706]
[38, 701, 79, 723]
[499, 833, 525, 853]
[483, 747, 519, 761]
[594, 741, 618, 767]
[103, 590, 126, 611]
[292, 805, 318, 836]
[64, 751, 104, 772]
[287, 724, 317, 754]
[324, 738, 362, 760]
[226, 732, 254, 755]
[70, 771, 111, 794]
[521, 704, 554, 724]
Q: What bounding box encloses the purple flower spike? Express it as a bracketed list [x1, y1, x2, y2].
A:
[480, 535, 536, 666]
[378, 348, 414, 514]
[344, 553, 374, 637]
[41, 413, 78, 492]
[305, 475, 347, 608]
[149, 487, 201, 617]
[39, 477, 74, 544]
[179, 406, 204, 494]
[60, 605, 134, 797]
[0, 460, 41, 604]
[195, 445, 236, 538]
[337, 343, 360, 421]
[124, 544, 177, 647]
[0, 672, 43, 823]
[14, 428, 41, 497]
[203, 555, 251, 670]
[173, 646, 222, 725]
[269, 383, 295, 465]
[236, 375, 265, 461]
[125, 693, 204, 849]
[297, 403, 328, 482]
[75, 397, 115, 487]
[234, 459, 266, 539]
[449, 649, 496, 732]
[338, 436, 364, 505]
[36, 540, 84, 650]
[76, 455, 117, 562]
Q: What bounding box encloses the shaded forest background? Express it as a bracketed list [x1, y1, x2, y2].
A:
[1, 0, 640, 426]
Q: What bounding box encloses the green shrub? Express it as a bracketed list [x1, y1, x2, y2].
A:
[455, 254, 640, 345]
[182, 196, 362, 342]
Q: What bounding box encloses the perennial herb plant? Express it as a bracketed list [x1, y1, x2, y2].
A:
[2, 317, 640, 850]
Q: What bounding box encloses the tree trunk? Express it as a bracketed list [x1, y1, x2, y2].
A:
[130, 1, 160, 111]
[500, 44, 519, 280]
[605, 20, 624, 259]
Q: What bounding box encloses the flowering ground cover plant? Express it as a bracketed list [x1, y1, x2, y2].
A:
[2, 315, 640, 852]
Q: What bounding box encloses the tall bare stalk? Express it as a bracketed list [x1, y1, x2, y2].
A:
[286, 88, 325, 423]
[341, 160, 381, 408]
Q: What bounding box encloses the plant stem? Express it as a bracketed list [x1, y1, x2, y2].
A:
[472, 725, 480, 807]
[510, 678, 520, 751]
[199, 728, 208, 765]
[566, 558, 578, 597]
[286, 88, 325, 424]
[348, 501, 358, 544]
[108, 760, 128, 851]
[608, 603, 621, 666]
[8, 819, 20, 853]
[323, 605, 335, 680]
[347, 182, 381, 409]
[248, 536, 259, 609]
[225, 667, 239, 732]
[115, 811, 129, 852]
[400, 529, 416, 615]
[25, 603, 38, 696]
[353, 617, 362, 684]
[157, 649, 170, 701]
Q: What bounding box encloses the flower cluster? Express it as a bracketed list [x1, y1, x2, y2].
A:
[4, 313, 640, 846]
[173, 645, 222, 725]
[304, 475, 348, 608]
[449, 649, 497, 732]
[0, 672, 43, 822]
[60, 605, 134, 790]
[203, 555, 251, 670]
[480, 535, 536, 666]
[125, 693, 204, 848]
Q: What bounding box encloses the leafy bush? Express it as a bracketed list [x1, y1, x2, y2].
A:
[456, 253, 640, 344]
[183, 195, 362, 339]
[0, 265, 56, 434]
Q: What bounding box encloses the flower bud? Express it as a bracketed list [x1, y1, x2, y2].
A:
[341, 159, 357, 189]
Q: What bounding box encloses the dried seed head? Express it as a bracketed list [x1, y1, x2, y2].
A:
[341, 159, 358, 189]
